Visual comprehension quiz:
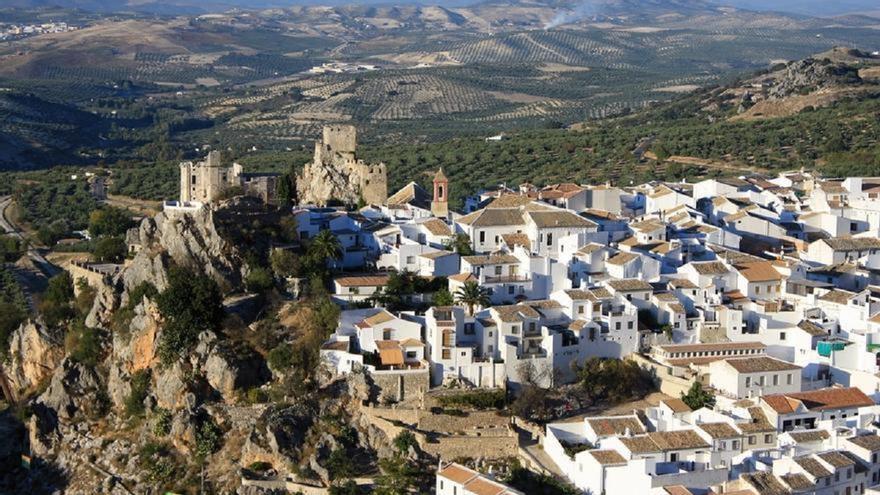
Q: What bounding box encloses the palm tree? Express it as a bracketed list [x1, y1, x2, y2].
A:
[309, 229, 343, 263]
[455, 280, 490, 315]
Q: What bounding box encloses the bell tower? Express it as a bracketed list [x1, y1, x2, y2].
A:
[431, 168, 449, 218]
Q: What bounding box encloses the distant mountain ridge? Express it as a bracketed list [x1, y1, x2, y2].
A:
[4, 0, 880, 17]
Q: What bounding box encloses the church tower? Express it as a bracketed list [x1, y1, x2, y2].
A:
[431, 168, 449, 218]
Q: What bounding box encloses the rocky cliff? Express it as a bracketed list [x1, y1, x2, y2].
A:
[6, 320, 65, 394]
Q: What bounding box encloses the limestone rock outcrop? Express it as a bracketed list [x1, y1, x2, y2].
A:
[123, 204, 241, 295]
[6, 320, 64, 393]
[297, 125, 387, 206]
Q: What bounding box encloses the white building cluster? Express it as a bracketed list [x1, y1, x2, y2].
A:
[308, 170, 880, 493]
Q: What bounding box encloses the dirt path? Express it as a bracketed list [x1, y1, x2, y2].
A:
[104, 194, 162, 217]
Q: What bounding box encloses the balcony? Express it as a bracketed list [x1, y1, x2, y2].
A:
[483, 274, 532, 284]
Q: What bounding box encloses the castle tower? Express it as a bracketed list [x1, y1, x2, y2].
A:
[297, 125, 387, 206]
[179, 150, 228, 203]
[431, 168, 449, 218]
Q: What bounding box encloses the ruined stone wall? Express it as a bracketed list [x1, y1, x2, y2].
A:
[323, 125, 357, 154]
[370, 369, 429, 405]
[297, 125, 387, 206]
[360, 162, 388, 205]
[421, 435, 518, 460]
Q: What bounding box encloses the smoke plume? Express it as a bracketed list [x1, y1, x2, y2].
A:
[544, 1, 601, 30]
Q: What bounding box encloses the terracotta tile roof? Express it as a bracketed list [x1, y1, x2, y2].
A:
[577, 243, 606, 255]
[582, 209, 622, 221]
[449, 272, 478, 283]
[619, 435, 661, 454]
[387, 181, 431, 208]
[399, 338, 424, 348]
[742, 471, 790, 495]
[648, 185, 675, 199]
[737, 407, 775, 433]
[463, 254, 520, 265]
[698, 422, 740, 439]
[501, 233, 531, 249]
[722, 356, 801, 373]
[819, 289, 857, 305]
[660, 398, 692, 413]
[691, 261, 729, 275]
[420, 250, 454, 260]
[335, 274, 391, 287]
[817, 451, 856, 468]
[630, 219, 667, 232]
[568, 319, 588, 330]
[662, 485, 693, 495]
[564, 289, 593, 300]
[361, 309, 396, 327]
[528, 210, 597, 229]
[646, 430, 710, 451]
[668, 278, 698, 289]
[438, 463, 478, 484]
[377, 342, 404, 367]
[822, 237, 880, 251]
[590, 287, 613, 299]
[762, 387, 874, 414]
[421, 218, 452, 236]
[524, 299, 563, 310]
[797, 320, 828, 337]
[586, 416, 646, 437]
[465, 476, 511, 495]
[794, 455, 832, 478]
[788, 430, 830, 443]
[492, 304, 541, 323]
[486, 194, 535, 209]
[780, 473, 814, 491]
[457, 208, 526, 227]
[847, 434, 880, 451]
[735, 261, 783, 282]
[607, 252, 639, 266]
[607, 279, 653, 292]
[588, 450, 627, 466]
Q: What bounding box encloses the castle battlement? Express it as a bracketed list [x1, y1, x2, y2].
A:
[297, 125, 388, 206]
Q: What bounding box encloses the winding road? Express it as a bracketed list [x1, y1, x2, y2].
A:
[0, 195, 60, 278]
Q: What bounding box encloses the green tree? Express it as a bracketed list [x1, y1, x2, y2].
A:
[327, 448, 355, 482]
[0, 235, 23, 263]
[92, 236, 127, 263]
[433, 288, 454, 307]
[66, 320, 104, 367]
[245, 266, 274, 293]
[0, 301, 25, 361]
[455, 280, 489, 315]
[270, 249, 301, 278]
[576, 357, 655, 404]
[195, 417, 223, 460]
[393, 430, 418, 455]
[328, 480, 359, 495]
[444, 233, 474, 255]
[680, 381, 715, 410]
[373, 455, 420, 495]
[308, 229, 343, 266]
[276, 175, 293, 206]
[125, 369, 152, 417]
[156, 268, 224, 363]
[39, 272, 75, 327]
[88, 207, 134, 237]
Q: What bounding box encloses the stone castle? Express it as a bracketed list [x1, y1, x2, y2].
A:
[179, 151, 280, 204]
[297, 125, 388, 206]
